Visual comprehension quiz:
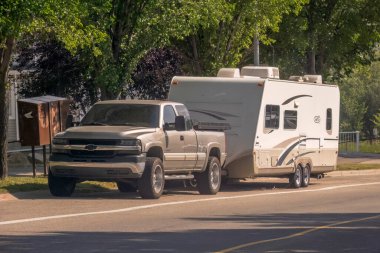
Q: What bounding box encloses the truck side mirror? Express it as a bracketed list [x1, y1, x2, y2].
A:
[175, 116, 186, 131]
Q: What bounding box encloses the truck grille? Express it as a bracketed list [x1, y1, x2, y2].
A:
[69, 139, 119, 145]
[70, 150, 115, 158]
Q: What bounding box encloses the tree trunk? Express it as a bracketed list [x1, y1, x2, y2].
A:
[190, 36, 202, 75]
[0, 37, 15, 179]
[307, 49, 316, 74]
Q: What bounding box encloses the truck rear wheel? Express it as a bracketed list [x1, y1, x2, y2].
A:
[48, 170, 76, 197]
[138, 158, 165, 199]
[195, 156, 221, 195]
[289, 164, 302, 188]
[117, 181, 137, 192]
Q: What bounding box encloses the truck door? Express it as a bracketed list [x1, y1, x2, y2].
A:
[175, 105, 198, 170]
[163, 105, 185, 171]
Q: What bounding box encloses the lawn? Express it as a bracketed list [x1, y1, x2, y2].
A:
[337, 163, 380, 171]
[0, 176, 116, 194]
[339, 139, 380, 154]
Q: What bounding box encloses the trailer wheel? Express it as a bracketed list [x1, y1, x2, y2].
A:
[48, 170, 76, 197]
[195, 156, 221, 195]
[138, 158, 165, 199]
[289, 164, 302, 188]
[117, 181, 137, 192]
[301, 164, 311, 187]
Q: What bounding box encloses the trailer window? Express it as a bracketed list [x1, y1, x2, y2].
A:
[326, 108, 332, 130]
[265, 105, 280, 129]
[284, 110, 297, 129]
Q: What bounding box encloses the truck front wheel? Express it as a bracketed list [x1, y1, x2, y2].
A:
[195, 156, 221, 195]
[48, 170, 76, 197]
[138, 158, 165, 199]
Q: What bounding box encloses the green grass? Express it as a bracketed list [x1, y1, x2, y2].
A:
[0, 176, 116, 194]
[358, 140, 380, 153]
[337, 163, 380, 171]
[339, 140, 380, 154]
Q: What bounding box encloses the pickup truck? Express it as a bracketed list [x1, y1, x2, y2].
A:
[49, 100, 227, 199]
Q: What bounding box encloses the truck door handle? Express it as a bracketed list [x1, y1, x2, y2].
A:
[180, 135, 184, 141]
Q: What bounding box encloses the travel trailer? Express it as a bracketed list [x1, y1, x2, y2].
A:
[168, 66, 340, 188]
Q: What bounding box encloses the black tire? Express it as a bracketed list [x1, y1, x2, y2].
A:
[117, 181, 137, 192]
[301, 164, 311, 187]
[138, 158, 165, 199]
[195, 156, 221, 195]
[289, 164, 302, 188]
[48, 170, 76, 197]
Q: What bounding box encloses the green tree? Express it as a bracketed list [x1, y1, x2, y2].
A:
[263, 0, 380, 78]
[87, 0, 227, 99]
[176, 0, 307, 76]
[372, 111, 380, 135]
[338, 60, 380, 138]
[0, 0, 107, 179]
[15, 36, 98, 114]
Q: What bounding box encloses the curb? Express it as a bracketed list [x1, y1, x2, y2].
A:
[327, 169, 380, 177]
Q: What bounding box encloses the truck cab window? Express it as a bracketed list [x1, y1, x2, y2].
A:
[284, 110, 297, 129]
[164, 105, 176, 130]
[265, 105, 280, 129]
[326, 108, 332, 131]
[175, 105, 193, 130]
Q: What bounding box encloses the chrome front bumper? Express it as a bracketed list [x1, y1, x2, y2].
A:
[49, 154, 146, 179]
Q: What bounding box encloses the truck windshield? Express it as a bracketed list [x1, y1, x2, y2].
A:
[81, 104, 160, 128]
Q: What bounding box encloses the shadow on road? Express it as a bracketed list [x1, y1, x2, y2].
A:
[1, 213, 379, 253]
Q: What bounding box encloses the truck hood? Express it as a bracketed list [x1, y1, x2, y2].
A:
[56, 126, 157, 139]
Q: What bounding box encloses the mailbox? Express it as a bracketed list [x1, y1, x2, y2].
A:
[18, 99, 50, 146]
[18, 96, 70, 146]
[32, 96, 70, 139]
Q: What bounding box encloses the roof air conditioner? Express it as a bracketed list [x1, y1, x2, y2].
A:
[217, 68, 240, 78]
[241, 66, 280, 79]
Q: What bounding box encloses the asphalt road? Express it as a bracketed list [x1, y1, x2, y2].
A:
[1, 175, 380, 253]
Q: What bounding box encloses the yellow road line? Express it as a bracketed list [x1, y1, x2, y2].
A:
[216, 214, 380, 253]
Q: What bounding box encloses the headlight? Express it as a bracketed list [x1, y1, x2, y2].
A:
[120, 139, 142, 153]
[120, 139, 141, 146]
[52, 138, 68, 154]
[52, 138, 68, 145]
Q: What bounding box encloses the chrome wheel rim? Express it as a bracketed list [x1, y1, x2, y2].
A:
[295, 166, 302, 186]
[153, 165, 164, 193]
[210, 162, 220, 190]
[303, 166, 310, 184]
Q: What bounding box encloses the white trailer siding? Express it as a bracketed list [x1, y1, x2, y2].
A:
[170, 77, 264, 178]
[169, 75, 340, 179]
[254, 80, 340, 177]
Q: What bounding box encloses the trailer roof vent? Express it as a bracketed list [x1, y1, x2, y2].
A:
[303, 75, 322, 84]
[241, 66, 280, 79]
[217, 68, 240, 78]
[289, 76, 304, 82]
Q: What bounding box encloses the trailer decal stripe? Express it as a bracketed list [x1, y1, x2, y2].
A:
[282, 95, 312, 105]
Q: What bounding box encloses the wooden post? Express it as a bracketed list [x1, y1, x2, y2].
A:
[43, 145, 47, 176]
[31, 145, 36, 177]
